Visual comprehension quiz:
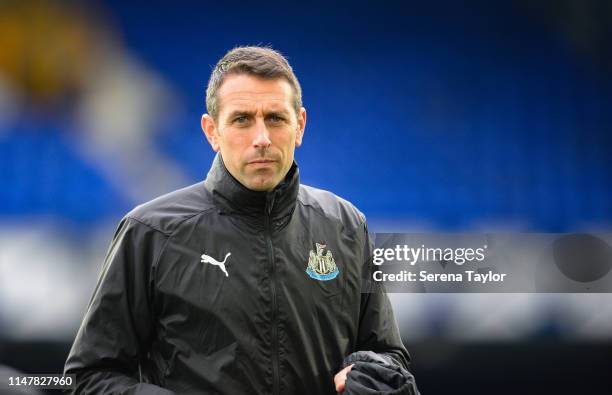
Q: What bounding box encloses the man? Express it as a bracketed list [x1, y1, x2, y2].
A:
[65, 46, 418, 394]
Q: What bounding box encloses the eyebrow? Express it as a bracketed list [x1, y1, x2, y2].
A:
[266, 109, 291, 118]
[227, 110, 255, 119]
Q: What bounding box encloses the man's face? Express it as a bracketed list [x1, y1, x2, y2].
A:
[202, 74, 306, 191]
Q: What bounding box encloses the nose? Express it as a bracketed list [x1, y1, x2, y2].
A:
[252, 119, 271, 148]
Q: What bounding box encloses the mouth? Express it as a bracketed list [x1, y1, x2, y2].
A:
[248, 158, 277, 165]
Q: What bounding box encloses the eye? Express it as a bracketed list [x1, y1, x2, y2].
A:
[233, 115, 249, 125]
[268, 115, 285, 123]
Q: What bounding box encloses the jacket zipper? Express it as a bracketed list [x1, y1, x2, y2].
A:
[265, 192, 280, 395]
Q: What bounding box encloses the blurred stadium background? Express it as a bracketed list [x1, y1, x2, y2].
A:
[0, 0, 611, 393]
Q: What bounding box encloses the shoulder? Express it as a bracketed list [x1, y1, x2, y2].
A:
[124, 181, 215, 236]
[298, 184, 366, 233]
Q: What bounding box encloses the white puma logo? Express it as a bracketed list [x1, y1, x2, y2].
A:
[200, 252, 231, 277]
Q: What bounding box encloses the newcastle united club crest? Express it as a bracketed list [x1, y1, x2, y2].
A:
[306, 243, 339, 281]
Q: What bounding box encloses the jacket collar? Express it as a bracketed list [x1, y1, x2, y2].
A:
[204, 153, 299, 219]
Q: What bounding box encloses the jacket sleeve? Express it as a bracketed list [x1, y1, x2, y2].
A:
[354, 222, 412, 371]
[64, 217, 174, 395]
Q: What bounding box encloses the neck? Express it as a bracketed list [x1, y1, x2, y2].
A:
[204, 153, 300, 219]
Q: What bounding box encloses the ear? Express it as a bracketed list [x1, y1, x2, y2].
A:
[295, 107, 306, 147]
[202, 114, 220, 152]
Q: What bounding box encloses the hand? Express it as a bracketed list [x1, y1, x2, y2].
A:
[333, 363, 354, 393]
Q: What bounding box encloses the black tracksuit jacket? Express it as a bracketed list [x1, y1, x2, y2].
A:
[64, 155, 412, 394]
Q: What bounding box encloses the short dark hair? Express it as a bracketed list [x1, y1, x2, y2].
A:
[205, 46, 302, 120]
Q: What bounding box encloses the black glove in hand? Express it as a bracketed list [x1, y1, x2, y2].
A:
[340, 351, 419, 395]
